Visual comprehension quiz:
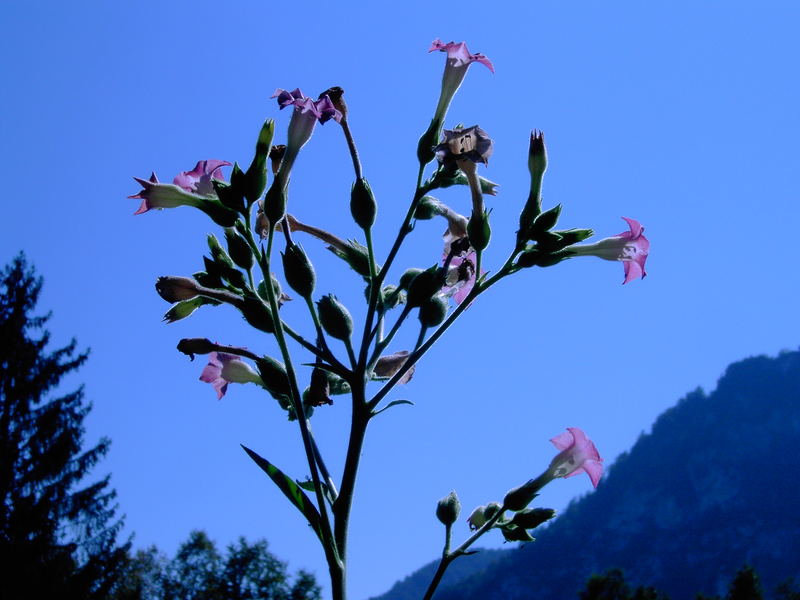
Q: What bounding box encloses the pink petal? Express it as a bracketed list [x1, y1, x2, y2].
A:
[550, 430, 575, 451]
[583, 460, 604, 488]
[620, 216, 643, 238]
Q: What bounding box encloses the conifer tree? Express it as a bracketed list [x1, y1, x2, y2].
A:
[726, 566, 764, 600]
[0, 254, 129, 599]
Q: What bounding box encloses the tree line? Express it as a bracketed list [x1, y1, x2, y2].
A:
[0, 255, 320, 600]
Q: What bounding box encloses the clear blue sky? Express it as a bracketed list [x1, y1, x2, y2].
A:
[2, 2, 799, 599]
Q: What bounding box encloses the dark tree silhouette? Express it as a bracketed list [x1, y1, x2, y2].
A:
[580, 569, 670, 600]
[0, 254, 129, 599]
[113, 530, 321, 600]
[727, 566, 764, 600]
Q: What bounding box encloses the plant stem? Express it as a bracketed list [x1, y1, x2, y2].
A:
[357, 166, 425, 370]
[263, 226, 341, 578]
[422, 507, 507, 600]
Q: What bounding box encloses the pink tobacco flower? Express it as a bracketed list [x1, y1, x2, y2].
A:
[442, 251, 478, 305]
[435, 126, 494, 166]
[429, 39, 494, 126]
[429, 39, 494, 73]
[547, 427, 603, 488]
[271, 88, 342, 189]
[172, 160, 230, 196]
[129, 159, 229, 215]
[199, 352, 263, 400]
[129, 173, 203, 215]
[568, 217, 650, 284]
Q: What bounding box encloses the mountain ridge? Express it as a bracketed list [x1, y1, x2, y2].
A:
[371, 349, 800, 600]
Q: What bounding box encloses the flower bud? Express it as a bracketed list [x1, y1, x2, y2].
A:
[466, 502, 502, 531]
[350, 178, 377, 229]
[155, 276, 201, 303]
[406, 265, 444, 308]
[436, 491, 461, 526]
[517, 130, 548, 246]
[176, 337, 218, 360]
[225, 227, 254, 270]
[163, 297, 216, 324]
[317, 295, 354, 341]
[244, 119, 275, 203]
[208, 234, 235, 270]
[531, 204, 562, 235]
[419, 295, 448, 327]
[263, 180, 287, 224]
[510, 508, 556, 529]
[467, 209, 491, 251]
[281, 243, 316, 299]
[500, 524, 536, 543]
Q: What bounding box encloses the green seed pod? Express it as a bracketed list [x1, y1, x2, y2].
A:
[241, 295, 275, 334]
[317, 294, 353, 341]
[399, 268, 424, 291]
[419, 295, 448, 327]
[255, 355, 292, 403]
[281, 243, 316, 299]
[468, 209, 491, 251]
[263, 180, 286, 224]
[414, 196, 440, 220]
[350, 177, 377, 229]
[224, 227, 254, 270]
[406, 265, 444, 308]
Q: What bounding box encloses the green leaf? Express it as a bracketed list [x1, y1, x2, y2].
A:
[241, 445, 324, 542]
[373, 399, 415, 417]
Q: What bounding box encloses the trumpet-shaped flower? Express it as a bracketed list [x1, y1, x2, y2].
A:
[200, 352, 263, 400]
[271, 88, 342, 189]
[435, 126, 494, 166]
[172, 160, 230, 196]
[569, 217, 649, 284]
[547, 427, 603, 488]
[129, 159, 230, 215]
[428, 39, 494, 126]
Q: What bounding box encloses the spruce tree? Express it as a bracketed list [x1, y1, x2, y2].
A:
[0, 254, 129, 599]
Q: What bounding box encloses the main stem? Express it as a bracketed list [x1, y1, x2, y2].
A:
[332, 378, 371, 600]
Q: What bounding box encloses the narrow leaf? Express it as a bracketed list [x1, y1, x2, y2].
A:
[241, 445, 323, 541]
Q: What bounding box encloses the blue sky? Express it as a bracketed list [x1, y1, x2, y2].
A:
[2, 2, 799, 599]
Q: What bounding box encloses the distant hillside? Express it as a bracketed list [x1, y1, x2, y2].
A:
[371, 350, 800, 600]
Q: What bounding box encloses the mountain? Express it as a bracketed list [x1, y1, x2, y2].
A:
[371, 350, 800, 600]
